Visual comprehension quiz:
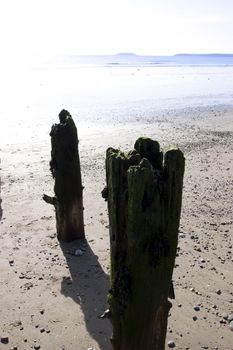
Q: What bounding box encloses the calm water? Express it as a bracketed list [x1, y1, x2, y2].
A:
[1, 56, 233, 145]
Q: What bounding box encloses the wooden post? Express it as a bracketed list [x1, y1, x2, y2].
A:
[105, 137, 185, 350]
[44, 109, 85, 241]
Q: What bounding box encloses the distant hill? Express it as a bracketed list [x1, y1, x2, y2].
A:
[115, 53, 137, 56]
[47, 53, 233, 67]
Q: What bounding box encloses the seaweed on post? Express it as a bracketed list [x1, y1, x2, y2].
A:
[105, 137, 185, 350]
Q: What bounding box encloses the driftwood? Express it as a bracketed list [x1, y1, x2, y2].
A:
[105, 137, 185, 350]
[44, 110, 84, 241]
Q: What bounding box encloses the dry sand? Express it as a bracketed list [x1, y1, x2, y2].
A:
[0, 105, 233, 349]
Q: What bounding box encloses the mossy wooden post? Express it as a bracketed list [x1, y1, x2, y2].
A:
[47, 109, 84, 241]
[105, 137, 185, 350]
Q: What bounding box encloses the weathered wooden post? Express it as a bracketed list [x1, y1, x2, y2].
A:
[43, 109, 85, 241]
[105, 137, 185, 350]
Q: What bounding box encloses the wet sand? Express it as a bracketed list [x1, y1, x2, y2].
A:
[0, 105, 233, 349]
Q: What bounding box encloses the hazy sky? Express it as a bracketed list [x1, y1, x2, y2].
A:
[1, 0, 233, 60]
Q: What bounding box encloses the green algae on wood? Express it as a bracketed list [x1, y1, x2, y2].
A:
[105, 138, 185, 350]
[45, 109, 84, 241]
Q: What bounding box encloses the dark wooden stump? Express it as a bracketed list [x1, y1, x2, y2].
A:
[44, 109, 84, 241]
[105, 137, 185, 350]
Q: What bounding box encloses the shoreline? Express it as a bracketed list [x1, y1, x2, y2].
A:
[0, 104, 233, 349]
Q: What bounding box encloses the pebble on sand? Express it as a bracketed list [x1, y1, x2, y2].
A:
[0, 336, 9, 344]
[194, 305, 200, 311]
[168, 340, 176, 348]
[74, 249, 83, 256]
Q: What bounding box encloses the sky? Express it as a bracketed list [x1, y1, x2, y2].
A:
[1, 0, 233, 62]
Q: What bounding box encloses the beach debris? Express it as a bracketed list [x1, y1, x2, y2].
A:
[34, 345, 41, 350]
[74, 249, 84, 256]
[99, 309, 111, 319]
[221, 312, 228, 320]
[105, 137, 185, 350]
[167, 340, 176, 348]
[48, 233, 56, 239]
[8, 258, 14, 266]
[22, 282, 34, 290]
[10, 320, 22, 328]
[43, 109, 85, 241]
[193, 305, 200, 311]
[0, 335, 9, 344]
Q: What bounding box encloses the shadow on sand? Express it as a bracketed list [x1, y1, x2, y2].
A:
[60, 241, 112, 350]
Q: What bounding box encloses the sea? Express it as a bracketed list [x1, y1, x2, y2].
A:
[1, 53, 233, 146]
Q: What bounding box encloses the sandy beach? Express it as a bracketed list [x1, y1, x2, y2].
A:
[0, 104, 233, 349]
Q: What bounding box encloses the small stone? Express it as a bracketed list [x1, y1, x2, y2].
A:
[167, 340, 176, 348]
[216, 289, 222, 295]
[99, 309, 111, 319]
[229, 321, 233, 331]
[1, 336, 9, 344]
[34, 345, 41, 350]
[74, 249, 83, 256]
[222, 312, 228, 320]
[193, 316, 198, 321]
[194, 305, 200, 311]
[228, 314, 233, 322]
[40, 309, 45, 315]
[11, 320, 22, 327]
